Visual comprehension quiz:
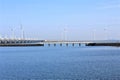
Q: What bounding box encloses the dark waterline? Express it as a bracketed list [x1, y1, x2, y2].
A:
[0, 46, 120, 80]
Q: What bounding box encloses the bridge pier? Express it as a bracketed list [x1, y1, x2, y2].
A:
[72, 43, 74, 46]
[66, 43, 68, 46]
[54, 44, 56, 46]
[48, 44, 50, 46]
[79, 43, 81, 46]
[60, 43, 62, 46]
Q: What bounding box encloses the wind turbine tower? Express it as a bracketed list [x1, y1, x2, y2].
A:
[20, 24, 25, 40]
[64, 27, 68, 41]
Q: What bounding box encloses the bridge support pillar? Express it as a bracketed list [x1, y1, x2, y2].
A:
[79, 43, 81, 46]
[48, 44, 50, 46]
[60, 43, 62, 46]
[66, 43, 68, 46]
[72, 43, 74, 46]
[54, 44, 56, 46]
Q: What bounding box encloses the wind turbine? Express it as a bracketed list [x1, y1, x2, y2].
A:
[64, 27, 68, 41]
[20, 24, 25, 40]
[104, 27, 108, 40]
[11, 28, 15, 40]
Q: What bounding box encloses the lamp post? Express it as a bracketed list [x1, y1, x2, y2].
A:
[11, 28, 15, 40]
[93, 29, 96, 41]
[104, 27, 109, 40]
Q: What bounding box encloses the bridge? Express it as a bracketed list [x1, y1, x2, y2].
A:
[0, 39, 45, 46]
[0, 38, 120, 47]
[0, 39, 92, 47]
[40, 40, 92, 47]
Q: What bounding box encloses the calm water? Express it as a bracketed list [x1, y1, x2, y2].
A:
[0, 45, 120, 80]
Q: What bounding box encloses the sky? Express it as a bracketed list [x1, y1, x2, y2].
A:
[0, 0, 120, 40]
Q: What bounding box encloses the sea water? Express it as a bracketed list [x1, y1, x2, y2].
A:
[0, 45, 120, 80]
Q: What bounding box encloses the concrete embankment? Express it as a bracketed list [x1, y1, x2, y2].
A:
[86, 43, 120, 47]
[0, 39, 45, 47]
[0, 43, 44, 47]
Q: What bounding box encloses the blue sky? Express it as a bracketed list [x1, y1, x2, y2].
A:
[0, 0, 120, 40]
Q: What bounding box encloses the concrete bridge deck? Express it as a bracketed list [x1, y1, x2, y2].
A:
[0, 39, 92, 47]
[0, 39, 120, 47]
